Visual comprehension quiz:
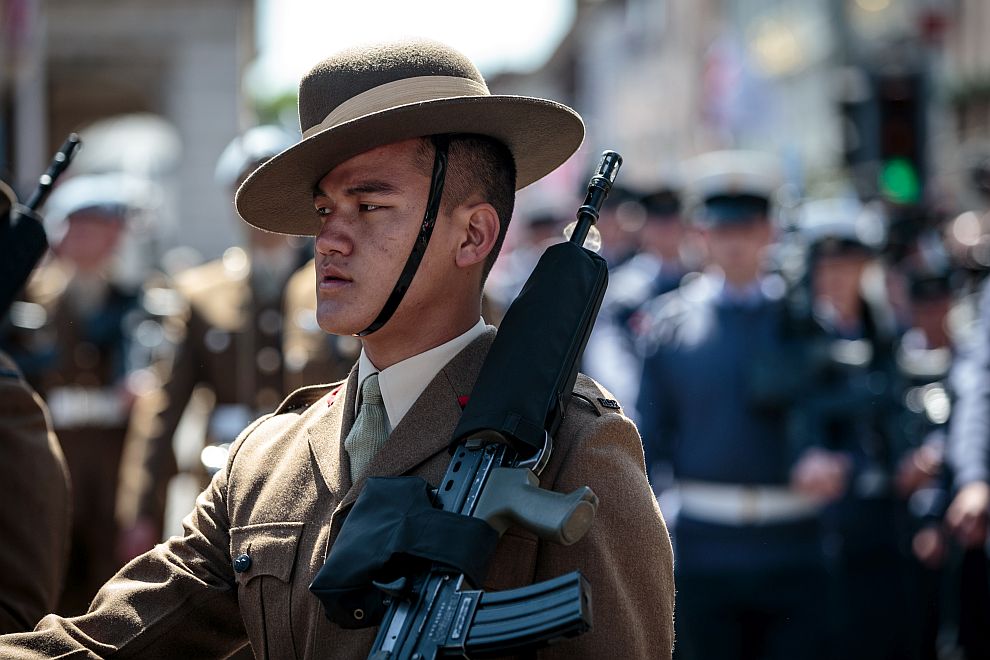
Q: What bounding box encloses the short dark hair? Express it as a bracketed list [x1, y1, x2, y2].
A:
[415, 134, 516, 280]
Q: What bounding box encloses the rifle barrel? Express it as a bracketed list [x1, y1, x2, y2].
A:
[569, 151, 622, 247]
[24, 133, 82, 211]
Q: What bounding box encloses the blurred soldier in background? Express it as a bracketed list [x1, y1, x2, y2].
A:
[594, 184, 643, 270]
[584, 184, 694, 421]
[0, 173, 159, 615]
[115, 125, 308, 560]
[483, 207, 566, 318]
[0, 182, 72, 632]
[793, 198, 920, 659]
[941, 278, 990, 659]
[891, 265, 959, 660]
[637, 151, 848, 660]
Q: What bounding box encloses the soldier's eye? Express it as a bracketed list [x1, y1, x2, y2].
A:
[315, 206, 331, 217]
[359, 203, 382, 212]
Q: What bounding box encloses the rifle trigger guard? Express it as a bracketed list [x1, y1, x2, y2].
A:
[515, 431, 552, 476]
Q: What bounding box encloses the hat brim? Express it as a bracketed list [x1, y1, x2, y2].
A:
[236, 95, 584, 235]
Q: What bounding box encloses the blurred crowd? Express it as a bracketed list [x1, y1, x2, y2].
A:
[3, 116, 990, 660]
[489, 149, 990, 659]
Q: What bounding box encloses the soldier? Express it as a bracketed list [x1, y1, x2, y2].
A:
[941, 279, 990, 658]
[0, 38, 674, 658]
[0, 183, 71, 633]
[584, 185, 693, 421]
[115, 125, 310, 560]
[0, 173, 158, 616]
[796, 198, 923, 659]
[483, 208, 567, 318]
[637, 152, 849, 660]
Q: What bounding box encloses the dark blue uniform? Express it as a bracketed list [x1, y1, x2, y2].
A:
[584, 253, 687, 421]
[637, 275, 830, 660]
[945, 282, 990, 658]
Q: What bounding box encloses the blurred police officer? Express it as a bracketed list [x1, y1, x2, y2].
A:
[0, 173, 157, 615]
[637, 151, 847, 660]
[943, 279, 990, 658]
[797, 198, 925, 659]
[0, 182, 71, 632]
[483, 207, 567, 318]
[584, 185, 693, 422]
[115, 125, 308, 560]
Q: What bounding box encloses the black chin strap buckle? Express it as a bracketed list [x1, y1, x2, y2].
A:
[357, 134, 450, 337]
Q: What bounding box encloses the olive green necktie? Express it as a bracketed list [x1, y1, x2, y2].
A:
[344, 373, 389, 483]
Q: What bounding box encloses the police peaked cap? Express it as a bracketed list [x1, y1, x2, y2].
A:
[683, 150, 783, 226]
[215, 125, 297, 188]
[799, 197, 885, 254]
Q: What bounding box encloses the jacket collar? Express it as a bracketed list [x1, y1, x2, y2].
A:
[307, 327, 496, 511]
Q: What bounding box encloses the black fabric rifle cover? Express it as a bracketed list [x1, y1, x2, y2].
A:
[309, 476, 499, 629]
[451, 241, 608, 454]
[0, 206, 48, 320]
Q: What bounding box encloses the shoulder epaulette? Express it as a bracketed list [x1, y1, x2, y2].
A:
[569, 375, 624, 417]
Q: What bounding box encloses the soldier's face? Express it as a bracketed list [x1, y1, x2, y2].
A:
[814, 252, 869, 302]
[312, 139, 452, 337]
[703, 216, 772, 279]
[54, 212, 126, 273]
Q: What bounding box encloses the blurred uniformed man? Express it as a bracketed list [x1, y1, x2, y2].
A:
[941, 278, 990, 658]
[584, 185, 693, 421]
[637, 152, 848, 660]
[0, 182, 71, 632]
[115, 126, 308, 560]
[797, 198, 924, 659]
[0, 173, 157, 615]
[483, 207, 567, 319]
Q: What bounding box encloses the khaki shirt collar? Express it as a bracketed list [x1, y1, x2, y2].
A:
[356, 318, 486, 429]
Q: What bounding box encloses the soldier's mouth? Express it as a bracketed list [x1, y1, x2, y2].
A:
[319, 275, 351, 290]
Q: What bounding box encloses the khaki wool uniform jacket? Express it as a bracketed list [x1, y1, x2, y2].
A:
[0, 351, 71, 634]
[2, 329, 675, 659]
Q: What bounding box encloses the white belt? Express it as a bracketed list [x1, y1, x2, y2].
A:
[676, 480, 821, 526]
[47, 385, 128, 429]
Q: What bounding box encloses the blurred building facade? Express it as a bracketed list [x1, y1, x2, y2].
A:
[495, 0, 954, 206]
[0, 0, 973, 258]
[1, 0, 256, 261]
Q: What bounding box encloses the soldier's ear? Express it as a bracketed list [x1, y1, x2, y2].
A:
[453, 202, 499, 270]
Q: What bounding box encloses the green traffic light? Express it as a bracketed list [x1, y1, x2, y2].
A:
[880, 158, 920, 204]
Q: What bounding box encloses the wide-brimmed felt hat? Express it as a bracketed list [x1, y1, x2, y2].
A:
[236, 39, 585, 236]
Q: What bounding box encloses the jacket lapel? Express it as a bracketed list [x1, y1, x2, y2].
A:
[307, 363, 359, 499]
[337, 328, 496, 511]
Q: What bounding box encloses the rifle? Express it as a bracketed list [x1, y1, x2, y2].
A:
[311, 151, 622, 658]
[0, 134, 82, 318]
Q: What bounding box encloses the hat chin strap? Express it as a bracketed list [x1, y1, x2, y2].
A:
[356, 135, 450, 337]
